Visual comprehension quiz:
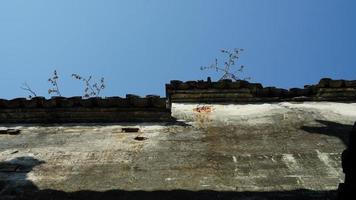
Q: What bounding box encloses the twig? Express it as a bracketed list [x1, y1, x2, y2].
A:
[20, 82, 37, 98]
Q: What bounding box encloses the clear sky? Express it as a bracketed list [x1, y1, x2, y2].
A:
[0, 0, 355, 99]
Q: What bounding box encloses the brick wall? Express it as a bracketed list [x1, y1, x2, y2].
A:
[0, 95, 170, 123]
[1, 78, 355, 124]
[166, 78, 356, 104]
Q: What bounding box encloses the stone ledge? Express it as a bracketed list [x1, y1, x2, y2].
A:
[0, 95, 166, 109]
[0, 95, 171, 123]
[166, 78, 356, 103]
[0, 108, 171, 123]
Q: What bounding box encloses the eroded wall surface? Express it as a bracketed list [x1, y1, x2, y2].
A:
[0, 102, 356, 199]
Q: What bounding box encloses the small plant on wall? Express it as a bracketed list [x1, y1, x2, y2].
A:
[201, 48, 250, 81]
[48, 70, 62, 96]
[21, 70, 106, 99]
[71, 74, 105, 98]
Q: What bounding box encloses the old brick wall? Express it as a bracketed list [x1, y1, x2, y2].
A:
[1, 78, 355, 124]
[166, 78, 356, 104]
[0, 95, 170, 123]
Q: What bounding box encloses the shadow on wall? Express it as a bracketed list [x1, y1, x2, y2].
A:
[0, 156, 44, 198]
[0, 156, 338, 200]
[301, 120, 353, 147]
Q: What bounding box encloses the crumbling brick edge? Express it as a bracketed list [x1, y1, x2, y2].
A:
[0, 94, 170, 123]
[166, 78, 356, 105]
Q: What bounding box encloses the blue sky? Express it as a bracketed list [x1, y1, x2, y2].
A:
[0, 0, 355, 99]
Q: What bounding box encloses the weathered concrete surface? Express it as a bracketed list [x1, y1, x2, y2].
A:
[1, 102, 356, 199]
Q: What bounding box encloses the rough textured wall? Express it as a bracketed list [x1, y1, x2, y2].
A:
[1, 102, 355, 199]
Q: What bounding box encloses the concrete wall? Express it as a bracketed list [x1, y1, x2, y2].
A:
[0, 95, 170, 123]
[166, 78, 356, 104]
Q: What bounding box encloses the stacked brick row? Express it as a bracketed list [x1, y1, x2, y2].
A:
[316, 78, 356, 100]
[0, 95, 170, 123]
[166, 78, 356, 103]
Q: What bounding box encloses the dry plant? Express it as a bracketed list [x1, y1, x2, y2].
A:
[48, 70, 62, 96]
[20, 82, 37, 99]
[72, 74, 105, 98]
[201, 48, 250, 81]
[21, 70, 106, 98]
